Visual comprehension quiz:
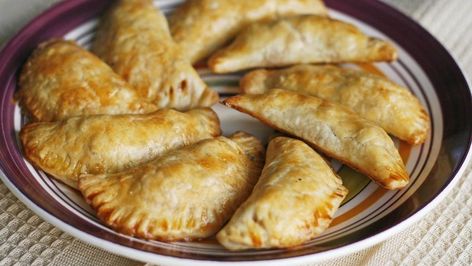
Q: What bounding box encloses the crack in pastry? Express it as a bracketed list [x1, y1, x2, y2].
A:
[16, 39, 156, 122]
[79, 132, 265, 241]
[209, 15, 397, 73]
[169, 0, 328, 64]
[240, 64, 430, 144]
[20, 108, 221, 189]
[217, 136, 347, 250]
[223, 89, 409, 189]
[93, 0, 218, 110]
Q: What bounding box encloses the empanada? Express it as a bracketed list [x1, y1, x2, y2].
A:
[16, 39, 156, 122]
[79, 132, 265, 241]
[217, 137, 347, 250]
[223, 89, 409, 189]
[169, 0, 328, 64]
[20, 108, 220, 189]
[209, 15, 397, 73]
[92, 0, 218, 110]
[241, 65, 429, 144]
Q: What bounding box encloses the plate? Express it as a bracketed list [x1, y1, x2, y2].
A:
[0, 0, 471, 265]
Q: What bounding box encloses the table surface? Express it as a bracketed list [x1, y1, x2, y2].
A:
[1, 0, 471, 265]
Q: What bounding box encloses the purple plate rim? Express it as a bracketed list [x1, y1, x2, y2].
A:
[0, 0, 471, 264]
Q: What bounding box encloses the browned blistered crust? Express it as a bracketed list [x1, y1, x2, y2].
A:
[209, 15, 397, 73]
[223, 89, 409, 190]
[16, 39, 156, 122]
[93, 0, 218, 110]
[170, 0, 328, 64]
[78, 132, 265, 241]
[20, 108, 221, 189]
[217, 136, 347, 250]
[240, 65, 429, 144]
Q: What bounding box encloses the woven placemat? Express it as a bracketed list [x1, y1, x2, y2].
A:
[1, 0, 471, 265]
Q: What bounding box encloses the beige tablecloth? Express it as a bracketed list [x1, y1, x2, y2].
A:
[1, 0, 471, 265]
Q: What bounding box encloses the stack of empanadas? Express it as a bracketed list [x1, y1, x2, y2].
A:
[16, 0, 431, 252]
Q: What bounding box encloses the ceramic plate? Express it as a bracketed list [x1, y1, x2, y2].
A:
[0, 0, 471, 265]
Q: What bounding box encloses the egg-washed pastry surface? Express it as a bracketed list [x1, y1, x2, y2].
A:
[79, 132, 265, 241]
[224, 89, 409, 189]
[241, 65, 429, 144]
[169, 0, 328, 64]
[217, 136, 347, 250]
[16, 39, 156, 122]
[209, 15, 397, 73]
[93, 0, 218, 110]
[20, 108, 220, 189]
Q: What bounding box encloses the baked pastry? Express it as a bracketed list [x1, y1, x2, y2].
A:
[93, 0, 218, 110]
[16, 39, 156, 122]
[223, 89, 409, 189]
[20, 108, 220, 189]
[241, 65, 429, 144]
[217, 136, 347, 250]
[79, 132, 265, 241]
[209, 15, 397, 73]
[169, 0, 328, 64]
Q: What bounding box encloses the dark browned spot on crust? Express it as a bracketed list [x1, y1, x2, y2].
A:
[180, 80, 188, 92]
[159, 220, 169, 231]
[250, 232, 262, 247]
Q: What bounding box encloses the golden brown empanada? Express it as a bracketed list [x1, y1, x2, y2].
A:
[241, 65, 429, 144]
[223, 89, 409, 189]
[79, 132, 265, 241]
[209, 15, 397, 73]
[16, 39, 156, 122]
[217, 136, 347, 250]
[169, 0, 328, 64]
[93, 0, 218, 110]
[20, 108, 220, 189]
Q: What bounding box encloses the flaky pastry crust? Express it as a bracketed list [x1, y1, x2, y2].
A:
[20, 108, 220, 188]
[241, 65, 429, 144]
[93, 0, 218, 110]
[169, 0, 328, 64]
[16, 39, 156, 122]
[217, 136, 347, 250]
[79, 132, 265, 241]
[209, 15, 397, 73]
[224, 89, 409, 189]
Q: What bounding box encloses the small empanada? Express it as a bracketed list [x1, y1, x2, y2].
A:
[93, 0, 218, 110]
[169, 0, 328, 64]
[241, 65, 429, 144]
[16, 39, 156, 122]
[217, 136, 347, 250]
[20, 108, 220, 189]
[79, 132, 265, 241]
[224, 89, 409, 189]
[209, 15, 397, 73]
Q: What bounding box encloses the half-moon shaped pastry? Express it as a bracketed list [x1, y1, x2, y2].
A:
[240, 65, 429, 144]
[209, 15, 397, 73]
[16, 39, 156, 122]
[223, 89, 409, 189]
[79, 132, 265, 241]
[217, 136, 347, 250]
[169, 0, 328, 64]
[93, 0, 218, 110]
[20, 108, 220, 189]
